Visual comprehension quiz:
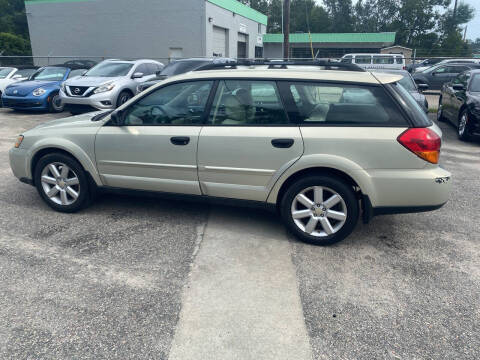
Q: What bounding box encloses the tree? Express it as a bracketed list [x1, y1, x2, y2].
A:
[0, 32, 30, 56]
[0, 0, 31, 55]
[323, 0, 354, 32]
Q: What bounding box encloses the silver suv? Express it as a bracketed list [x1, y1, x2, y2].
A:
[9, 60, 451, 245]
[60, 59, 164, 114]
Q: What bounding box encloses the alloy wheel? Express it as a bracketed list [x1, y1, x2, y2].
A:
[290, 186, 347, 237]
[51, 94, 63, 111]
[458, 113, 468, 136]
[40, 162, 80, 206]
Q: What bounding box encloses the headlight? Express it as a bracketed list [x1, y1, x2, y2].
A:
[94, 82, 115, 94]
[14, 135, 24, 148]
[61, 82, 66, 93]
[136, 85, 144, 93]
[32, 88, 46, 96]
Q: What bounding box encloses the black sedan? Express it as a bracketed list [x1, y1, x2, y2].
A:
[413, 63, 480, 91]
[438, 69, 480, 141]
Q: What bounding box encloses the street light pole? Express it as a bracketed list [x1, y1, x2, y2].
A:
[283, 0, 290, 59]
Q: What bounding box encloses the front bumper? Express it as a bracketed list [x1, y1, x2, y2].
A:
[2, 94, 49, 110]
[60, 89, 117, 110]
[9, 147, 30, 182]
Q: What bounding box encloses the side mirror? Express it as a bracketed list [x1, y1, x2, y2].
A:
[417, 83, 429, 91]
[452, 83, 465, 91]
[132, 72, 144, 79]
[431, 72, 437, 76]
[109, 110, 124, 126]
[155, 70, 163, 77]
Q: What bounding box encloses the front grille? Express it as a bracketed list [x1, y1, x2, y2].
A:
[2, 99, 39, 108]
[68, 86, 89, 96]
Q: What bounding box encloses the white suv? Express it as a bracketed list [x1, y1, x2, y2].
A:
[9, 60, 451, 245]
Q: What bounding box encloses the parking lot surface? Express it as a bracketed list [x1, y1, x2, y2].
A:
[0, 107, 479, 359]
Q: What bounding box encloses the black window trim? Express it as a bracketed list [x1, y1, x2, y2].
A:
[277, 79, 413, 128]
[105, 76, 416, 128]
[202, 79, 294, 127]
[105, 78, 218, 127]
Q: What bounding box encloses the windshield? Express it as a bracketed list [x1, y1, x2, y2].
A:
[32, 67, 68, 81]
[15, 68, 37, 78]
[0, 67, 14, 79]
[390, 82, 432, 127]
[85, 62, 133, 77]
[470, 75, 480, 92]
[398, 74, 417, 91]
[160, 61, 208, 77]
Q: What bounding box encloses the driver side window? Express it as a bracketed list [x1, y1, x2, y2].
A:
[123, 81, 213, 126]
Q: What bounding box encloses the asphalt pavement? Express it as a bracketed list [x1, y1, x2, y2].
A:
[0, 108, 478, 359]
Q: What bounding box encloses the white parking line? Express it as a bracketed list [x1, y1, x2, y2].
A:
[168, 207, 312, 360]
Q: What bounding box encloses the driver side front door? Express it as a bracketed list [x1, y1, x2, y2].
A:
[95, 80, 214, 195]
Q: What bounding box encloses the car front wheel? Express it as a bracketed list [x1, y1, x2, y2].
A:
[34, 153, 90, 212]
[281, 175, 359, 245]
[48, 92, 64, 113]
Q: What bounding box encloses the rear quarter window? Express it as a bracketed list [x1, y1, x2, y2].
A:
[283, 82, 408, 126]
[388, 82, 432, 127]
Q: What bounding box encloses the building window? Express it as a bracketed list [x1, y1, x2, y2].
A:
[258, 23, 262, 33]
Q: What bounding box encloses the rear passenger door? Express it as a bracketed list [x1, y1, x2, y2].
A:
[278, 81, 424, 171]
[197, 79, 303, 201]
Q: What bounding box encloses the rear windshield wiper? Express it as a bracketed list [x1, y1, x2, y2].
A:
[91, 110, 114, 121]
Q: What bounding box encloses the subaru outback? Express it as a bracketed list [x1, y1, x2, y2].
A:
[9, 60, 451, 245]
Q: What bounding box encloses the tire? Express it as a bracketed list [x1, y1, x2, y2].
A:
[116, 90, 132, 108]
[437, 97, 446, 122]
[34, 153, 90, 213]
[458, 109, 472, 141]
[280, 175, 359, 246]
[48, 92, 64, 113]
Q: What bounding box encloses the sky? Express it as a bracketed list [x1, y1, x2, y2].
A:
[315, 0, 480, 41]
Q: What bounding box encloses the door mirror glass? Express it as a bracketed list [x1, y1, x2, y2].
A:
[132, 72, 144, 79]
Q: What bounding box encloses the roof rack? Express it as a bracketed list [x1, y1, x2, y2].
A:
[194, 59, 365, 72]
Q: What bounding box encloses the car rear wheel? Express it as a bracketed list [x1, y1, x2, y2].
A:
[458, 110, 471, 141]
[48, 92, 64, 113]
[34, 153, 90, 213]
[281, 175, 359, 245]
[116, 91, 132, 107]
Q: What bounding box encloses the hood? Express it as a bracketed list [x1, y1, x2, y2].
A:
[5, 80, 61, 96]
[27, 111, 105, 132]
[65, 76, 122, 87]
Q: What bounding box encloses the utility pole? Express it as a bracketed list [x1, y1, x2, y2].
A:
[283, 0, 290, 59]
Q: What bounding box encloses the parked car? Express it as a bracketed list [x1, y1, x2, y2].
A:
[2, 65, 88, 112]
[374, 69, 429, 112]
[407, 58, 446, 73]
[341, 53, 406, 70]
[63, 59, 97, 68]
[0, 66, 38, 102]
[9, 60, 451, 246]
[412, 63, 480, 91]
[415, 58, 480, 73]
[60, 59, 164, 114]
[437, 69, 480, 140]
[136, 58, 234, 94]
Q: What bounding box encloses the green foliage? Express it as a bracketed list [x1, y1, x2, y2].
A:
[0, 0, 31, 55]
[0, 32, 31, 55]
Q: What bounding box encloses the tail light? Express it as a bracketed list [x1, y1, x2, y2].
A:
[397, 128, 441, 164]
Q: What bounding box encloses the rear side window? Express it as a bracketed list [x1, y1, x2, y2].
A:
[389, 82, 431, 127]
[355, 56, 371, 64]
[284, 82, 408, 126]
[208, 80, 289, 125]
[395, 57, 404, 64]
[373, 56, 394, 64]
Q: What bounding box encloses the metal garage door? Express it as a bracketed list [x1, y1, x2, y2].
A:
[212, 26, 227, 57]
